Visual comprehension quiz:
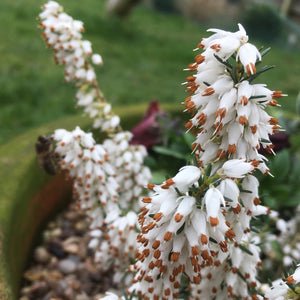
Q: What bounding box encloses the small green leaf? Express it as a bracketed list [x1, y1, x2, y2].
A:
[176, 222, 185, 234]
[250, 95, 266, 99]
[248, 65, 275, 82]
[224, 196, 233, 202]
[260, 138, 271, 143]
[239, 244, 253, 256]
[209, 237, 218, 244]
[231, 64, 238, 83]
[240, 189, 253, 194]
[193, 155, 198, 166]
[205, 163, 212, 177]
[213, 54, 232, 69]
[198, 175, 204, 185]
[250, 226, 260, 233]
[237, 270, 247, 282]
[152, 145, 188, 160]
[175, 187, 182, 196]
[260, 47, 271, 57]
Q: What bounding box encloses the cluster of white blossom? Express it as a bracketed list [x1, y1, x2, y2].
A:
[102, 132, 152, 212]
[53, 126, 118, 223]
[53, 126, 151, 284]
[183, 24, 284, 169]
[91, 211, 138, 286]
[129, 162, 267, 299]
[39, 1, 153, 286]
[128, 24, 284, 299]
[39, 1, 120, 131]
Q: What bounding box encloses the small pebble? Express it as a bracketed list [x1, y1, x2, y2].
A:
[68, 254, 81, 264]
[63, 243, 79, 254]
[65, 210, 80, 221]
[75, 293, 90, 300]
[48, 241, 67, 259]
[28, 281, 50, 298]
[75, 221, 88, 233]
[47, 221, 57, 229]
[67, 278, 81, 290]
[34, 246, 51, 264]
[50, 227, 63, 237]
[58, 259, 77, 274]
[89, 272, 102, 283]
[23, 269, 45, 282]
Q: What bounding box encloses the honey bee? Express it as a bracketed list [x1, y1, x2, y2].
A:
[35, 135, 57, 175]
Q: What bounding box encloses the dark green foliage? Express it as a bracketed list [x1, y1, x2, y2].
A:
[242, 3, 284, 42]
[152, 0, 178, 13]
[258, 149, 300, 213]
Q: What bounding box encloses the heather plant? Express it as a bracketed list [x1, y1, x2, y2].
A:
[38, 1, 151, 286]
[37, 1, 300, 299]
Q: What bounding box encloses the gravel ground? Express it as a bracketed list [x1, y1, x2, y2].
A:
[19, 203, 118, 300]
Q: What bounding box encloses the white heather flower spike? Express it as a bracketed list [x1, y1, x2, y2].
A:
[130, 23, 284, 299]
[39, 1, 120, 132]
[40, 2, 153, 286]
[53, 125, 151, 286]
[184, 23, 281, 169]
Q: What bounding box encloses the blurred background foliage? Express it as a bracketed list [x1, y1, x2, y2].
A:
[0, 0, 300, 146]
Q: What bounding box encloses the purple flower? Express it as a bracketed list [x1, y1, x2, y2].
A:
[259, 132, 291, 156]
[130, 101, 165, 148]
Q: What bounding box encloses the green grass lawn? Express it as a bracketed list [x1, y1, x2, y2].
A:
[0, 0, 299, 145]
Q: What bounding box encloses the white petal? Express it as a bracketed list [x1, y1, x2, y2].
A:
[172, 166, 201, 188]
[219, 159, 254, 178]
[204, 187, 225, 218]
